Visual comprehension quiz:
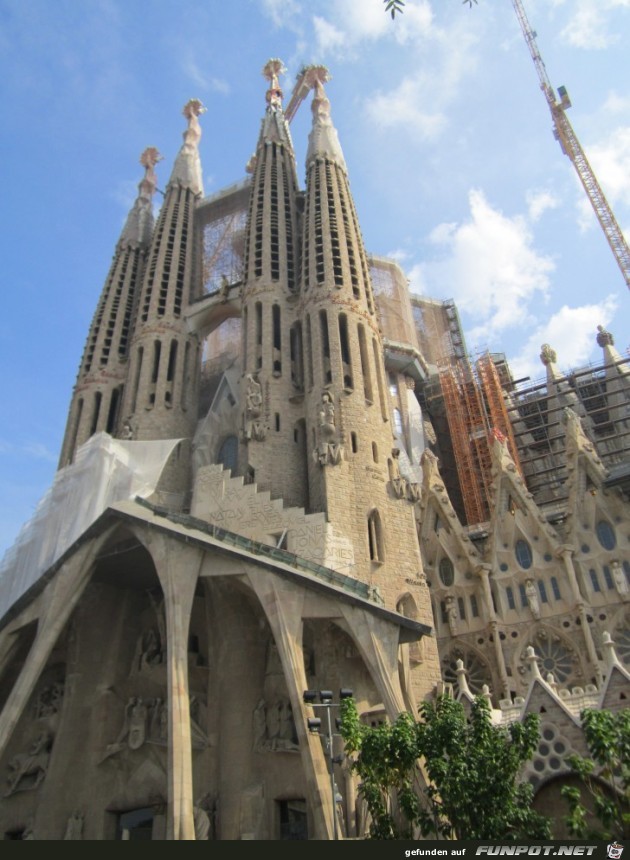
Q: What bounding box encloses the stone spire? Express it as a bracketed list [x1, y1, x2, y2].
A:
[120, 101, 206, 443]
[304, 66, 347, 173]
[58, 150, 161, 466]
[238, 59, 303, 506]
[169, 98, 206, 197]
[120, 147, 162, 247]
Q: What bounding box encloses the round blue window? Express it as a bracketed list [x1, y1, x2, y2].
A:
[515, 539, 533, 570]
[596, 520, 616, 551]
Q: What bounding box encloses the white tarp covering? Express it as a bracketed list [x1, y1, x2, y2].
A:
[0, 432, 181, 620]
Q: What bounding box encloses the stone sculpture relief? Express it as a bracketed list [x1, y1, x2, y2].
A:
[445, 595, 458, 636]
[101, 693, 209, 761]
[252, 698, 299, 752]
[34, 681, 64, 720]
[525, 579, 541, 619]
[243, 374, 266, 441]
[5, 732, 52, 796]
[314, 391, 343, 466]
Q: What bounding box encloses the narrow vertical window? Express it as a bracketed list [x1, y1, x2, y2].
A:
[338, 314, 353, 390]
[306, 314, 314, 389]
[470, 594, 479, 617]
[255, 302, 263, 370]
[290, 323, 304, 391]
[538, 579, 549, 604]
[551, 576, 562, 599]
[242, 307, 248, 368]
[272, 304, 282, 376]
[90, 391, 102, 436]
[319, 310, 332, 385]
[368, 510, 384, 563]
[131, 346, 143, 413]
[181, 342, 190, 409]
[506, 586, 515, 610]
[351, 432, 358, 453]
[589, 569, 601, 593]
[151, 340, 162, 384]
[106, 386, 122, 434]
[357, 324, 373, 402]
[372, 337, 387, 420]
[167, 340, 178, 382]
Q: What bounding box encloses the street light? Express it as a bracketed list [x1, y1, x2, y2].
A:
[303, 688, 353, 840]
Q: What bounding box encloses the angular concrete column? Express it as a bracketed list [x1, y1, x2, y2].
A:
[338, 604, 407, 718]
[145, 531, 204, 840]
[246, 569, 335, 839]
[0, 540, 98, 762]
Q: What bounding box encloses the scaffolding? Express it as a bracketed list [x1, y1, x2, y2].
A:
[410, 295, 466, 370]
[195, 180, 250, 295]
[370, 257, 419, 350]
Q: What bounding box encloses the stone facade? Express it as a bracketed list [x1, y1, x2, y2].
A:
[0, 62, 628, 840]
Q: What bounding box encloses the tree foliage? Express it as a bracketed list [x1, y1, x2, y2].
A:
[561, 708, 630, 839]
[340, 694, 551, 840]
[383, 0, 478, 17]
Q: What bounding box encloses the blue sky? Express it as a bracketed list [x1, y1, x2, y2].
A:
[0, 0, 629, 557]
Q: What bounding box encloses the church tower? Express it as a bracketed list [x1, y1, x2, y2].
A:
[238, 61, 306, 507]
[299, 69, 434, 622]
[120, 100, 205, 442]
[58, 148, 160, 467]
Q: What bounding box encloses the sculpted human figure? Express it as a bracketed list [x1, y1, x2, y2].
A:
[525, 579, 540, 619]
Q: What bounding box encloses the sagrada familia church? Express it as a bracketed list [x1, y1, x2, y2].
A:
[0, 61, 627, 840]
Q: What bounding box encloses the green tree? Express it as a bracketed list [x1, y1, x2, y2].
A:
[340, 694, 551, 840]
[384, 0, 478, 18]
[561, 708, 630, 839]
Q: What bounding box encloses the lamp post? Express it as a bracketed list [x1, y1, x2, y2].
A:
[303, 688, 353, 840]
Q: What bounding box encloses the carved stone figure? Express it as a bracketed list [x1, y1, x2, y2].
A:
[35, 681, 64, 719]
[120, 417, 134, 440]
[243, 374, 265, 441]
[612, 561, 628, 596]
[314, 391, 344, 466]
[318, 391, 335, 436]
[525, 579, 541, 619]
[5, 732, 52, 796]
[445, 596, 458, 636]
[127, 697, 148, 750]
[193, 804, 211, 840]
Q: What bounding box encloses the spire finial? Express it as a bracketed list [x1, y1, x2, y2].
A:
[263, 58, 286, 109]
[540, 343, 557, 366]
[169, 99, 206, 196]
[138, 147, 162, 199]
[596, 324, 614, 347]
[120, 148, 162, 246]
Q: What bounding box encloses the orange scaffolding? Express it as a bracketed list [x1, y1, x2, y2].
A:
[439, 353, 524, 525]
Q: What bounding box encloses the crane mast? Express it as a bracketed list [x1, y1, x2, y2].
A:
[512, 0, 630, 290]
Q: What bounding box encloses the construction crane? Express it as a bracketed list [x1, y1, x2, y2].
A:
[512, 0, 630, 290]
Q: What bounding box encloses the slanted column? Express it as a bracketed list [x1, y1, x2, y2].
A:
[147, 533, 204, 840]
[0, 541, 97, 762]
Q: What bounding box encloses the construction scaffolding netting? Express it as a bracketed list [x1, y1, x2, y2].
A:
[411, 296, 466, 370]
[369, 257, 419, 350]
[0, 433, 181, 620]
[197, 180, 250, 294]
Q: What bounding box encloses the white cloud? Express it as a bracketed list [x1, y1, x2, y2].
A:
[261, 0, 302, 29]
[311, 0, 434, 58]
[181, 54, 230, 94]
[559, 0, 630, 49]
[313, 16, 346, 56]
[365, 74, 447, 140]
[526, 189, 560, 222]
[419, 189, 555, 346]
[508, 296, 619, 381]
